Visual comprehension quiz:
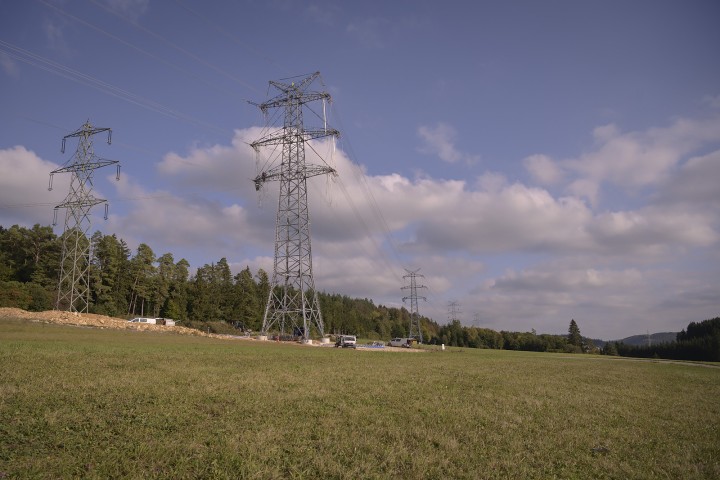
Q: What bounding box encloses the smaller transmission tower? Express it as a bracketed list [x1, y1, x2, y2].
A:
[250, 72, 339, 342]
[402, 269, 427, 342]
[447, 301, 462, 323]
[49, 120, 120, 312]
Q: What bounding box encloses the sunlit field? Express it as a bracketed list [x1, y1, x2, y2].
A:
[1, 318, 719, 479]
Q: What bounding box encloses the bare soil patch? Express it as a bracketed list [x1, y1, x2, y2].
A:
[0, 307, 222, 339]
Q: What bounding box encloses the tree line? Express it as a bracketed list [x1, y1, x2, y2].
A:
[0, 224, 441, 338]
[2, 224, 716, 361]
[605, 317, 720, 362]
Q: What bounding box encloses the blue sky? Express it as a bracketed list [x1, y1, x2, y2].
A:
[1, 0, 719, 339]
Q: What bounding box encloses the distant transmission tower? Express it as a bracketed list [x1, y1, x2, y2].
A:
[49, 120, 120, 312]
[250, 72, 338, 342]
[448, 301, 462, 323]
[402, 269, 427, 342]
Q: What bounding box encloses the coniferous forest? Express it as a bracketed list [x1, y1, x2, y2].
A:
[1, 223, 717, 361]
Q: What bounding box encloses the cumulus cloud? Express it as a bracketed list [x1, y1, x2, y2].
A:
[524, 154, 564, 185]
[565, 116, 720, 189]
[407, 182, 593, 254]
[106, 172, 266, 258]
[655, 149, 720, 208]
[491, 267, 643, 294]
[150, 126, 718, 279]
[0, 146, 69, 227]
[417, 123, 480, 165]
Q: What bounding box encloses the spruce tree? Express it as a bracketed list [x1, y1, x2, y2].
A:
[568, 319, 582, 347]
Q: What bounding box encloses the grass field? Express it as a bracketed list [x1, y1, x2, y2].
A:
[1, 318, 719, 479]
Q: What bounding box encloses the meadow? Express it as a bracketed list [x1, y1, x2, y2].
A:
[1, 318, 719, 479]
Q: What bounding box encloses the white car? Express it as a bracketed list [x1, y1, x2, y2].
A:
[128, 317, 157, 324]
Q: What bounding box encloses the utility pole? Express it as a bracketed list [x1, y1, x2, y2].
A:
[250, 72, 338, 342]
[448, 300, 462, 323]
[49, 120, 120, 312]
[402, 269, 427, 342]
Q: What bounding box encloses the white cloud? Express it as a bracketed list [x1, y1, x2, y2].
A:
[491, 267, 643, 293]
[524, 154, 564, 185]
[417, 123, 480, 165]
[106, 173, 265, 258]
[157, 128, 261, 194]
[152, 127, 718, 268]
[0, 146, 69, 227]
[408, 182, 594, 254]
[588, 208, 717, 254]
[655, 149, 720, 208]
[565, 116, 720, 189]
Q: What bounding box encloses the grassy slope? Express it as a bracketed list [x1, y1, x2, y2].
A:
[1, 318, 719, 479]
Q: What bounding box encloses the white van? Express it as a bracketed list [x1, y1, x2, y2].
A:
[335, 335, 357, 348]
[389, 337, 414, 348]
[128, 317, 157, 324]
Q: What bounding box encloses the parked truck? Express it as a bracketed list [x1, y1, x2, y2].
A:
[335, 335, 357, 348]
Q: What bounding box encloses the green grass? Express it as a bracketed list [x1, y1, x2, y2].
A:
[1, 318, 719, 479]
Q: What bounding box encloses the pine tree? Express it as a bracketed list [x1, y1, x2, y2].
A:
[568, 319, 582, 347]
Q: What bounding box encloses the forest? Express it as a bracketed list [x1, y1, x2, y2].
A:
[1, 223, 717, 360]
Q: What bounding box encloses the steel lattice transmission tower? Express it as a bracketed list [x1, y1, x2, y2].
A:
[49, 120, 120, 312]
[448, 301, 462, 323]
[250, 72, 339, 342]
[402, 269, 427, 342]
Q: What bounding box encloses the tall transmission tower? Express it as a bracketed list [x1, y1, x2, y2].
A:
[49, 120, 120, 312]
[250, 72, 338, 342]
[402, 269, 427, 342]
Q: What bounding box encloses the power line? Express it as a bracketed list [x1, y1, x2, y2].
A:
[87, 0, 261, 94]
[37, 0, 251, 104]
[0, 39, 232, 136]
[172, 0, 291, 76]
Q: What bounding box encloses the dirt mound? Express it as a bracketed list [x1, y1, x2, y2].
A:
[0, 307, 222, 338]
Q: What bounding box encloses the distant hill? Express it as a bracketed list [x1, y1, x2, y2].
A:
[612, 332, 678, 346]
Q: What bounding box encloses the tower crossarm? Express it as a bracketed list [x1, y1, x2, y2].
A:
[250, 127, 339, 150]
[54, 196, 107, 210]
[61, 123, 111, 153]
[253, 163, 337, 191]
[50, 158, 119, 175]
[402, 294, 427, 302]
[258, 91, 331, 112]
